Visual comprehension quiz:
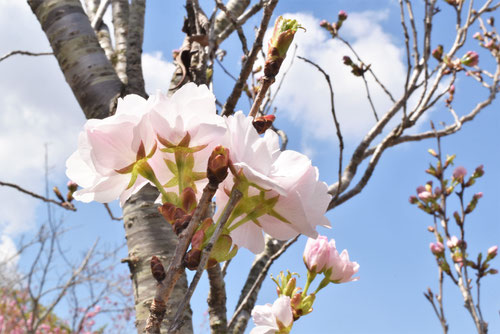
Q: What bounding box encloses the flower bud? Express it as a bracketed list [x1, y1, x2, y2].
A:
[253, 114, 276, 134]
[461, 51, 479, 67]
[447, 236, 459, 249]
[343, 55, 353, 66]
[180, 187, 197, 213]
[427, 226, 435, 233]
[151, 256, 166, 282]
[184, 249, 201, 270]
[67, 181, 78, 193]
[487, 245, 498, 260]
[452, 166, 467, 182]
[473, 32, 484, 41]
[53, 186, 65, 202]
[207, 146, 230, 185]
[319, 20, 329, 28]
[428, 148, 438, 157]
[432, 45, 443, 61]
[338, 10, 348, 21]
[430, 242, 445, 255]
[265, 16, 303, 77]
[303, 236, 331, 273]
[409, 196, 418, 204]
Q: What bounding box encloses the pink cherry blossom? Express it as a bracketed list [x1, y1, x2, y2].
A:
[66, 96, 157, 205]
[418, 191, 432, 201]
[215, 112, 331, 253]
[453, 166, 467, 181]
[303, 236, 331, 273]
[447, 236, 459, 249]
[148, 83, 226, 198]
[325, 239, 359, 283]
[250, 296, 293, 334]
[430, 242, 445, 255]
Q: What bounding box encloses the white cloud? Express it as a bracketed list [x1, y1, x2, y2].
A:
[0, 2, 85, 234]
[142, 52, 176, 94]
[0, 2, 176, 236]
[268, 11, 406, 142]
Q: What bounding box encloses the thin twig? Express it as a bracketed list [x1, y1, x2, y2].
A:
[221, 0, 279, 116]
[297, 56, 344, 202]
[228, 235, 299, 331]
[0, 50, 52, 63]
[103, 203, 122, 221]
[169, 189, 242, 333]
[0, 181, 76, 211]
[144, 181, 219, 334]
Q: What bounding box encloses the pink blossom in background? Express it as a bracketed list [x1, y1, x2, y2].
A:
[488, 245, 498, 257]
[325, 239, 360, 283]
[447, 236, 459, 249]
[303, 235, 332, 273]
[250, 296, 293, 334]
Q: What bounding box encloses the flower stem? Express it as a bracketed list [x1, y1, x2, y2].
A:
[302, 271, 316, 297]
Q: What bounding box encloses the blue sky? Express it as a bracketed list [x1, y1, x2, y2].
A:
[0, 0, 499, 333]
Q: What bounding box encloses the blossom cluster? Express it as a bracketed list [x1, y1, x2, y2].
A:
[66, 83, 331, 254]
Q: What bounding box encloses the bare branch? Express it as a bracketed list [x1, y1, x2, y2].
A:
[0, 181, 76, 211]
[297, 56, 344, 202]
[0, 50, 52, 63]
[215, 0, 249, 55]
[103, 203, 123, 221]
[229, 236, 299, 334]
[169, 189, 242, 333]
[222, 0, 280, 116]
[91, 0, 111, 29]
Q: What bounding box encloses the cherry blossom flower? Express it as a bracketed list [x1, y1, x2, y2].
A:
[66, 95, 158, 205]
[325, 239, 359, 283]
[430, 242, 445, 255]
[452, 166, 467, 182]
[250, 296, 293, 334]
[148, 83, 226, 200]
[303, 235, 331, 273]
[215, 112, 331, 253]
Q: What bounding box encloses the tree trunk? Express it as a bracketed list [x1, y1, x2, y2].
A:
[123, 185, 193, 334]
[28, 0, 122, 119]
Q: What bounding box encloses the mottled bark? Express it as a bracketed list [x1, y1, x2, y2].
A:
[207, 265, 228, 334]
[123, 185, 193, 334]
[28, 0, 122, 119]
[213, 0, 250, 38]
[111, 0, 129, 83]
[126, 0, 146, 96]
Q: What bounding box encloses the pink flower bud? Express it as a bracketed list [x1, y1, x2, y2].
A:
[432, 45, 443, 61]
[338, 10, 348, 21]
[325, 240, 359, 283]
[447, 236, 459, 249]
[319, 19, 329, 28]
[303, 236, 331, 273]
[474, 192, 483, 199]
[473, 32, 484, 41]
[430, 242, 445, 255]
[418, 191, 432, 201]
[488, 245, 498, 258]
[461, 51, 479, 67]
[453, 166, 467, 181]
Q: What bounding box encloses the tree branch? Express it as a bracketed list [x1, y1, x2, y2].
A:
[0, 181, 76, 211]
[126, 0, 147, 97]
[221, 0, 279, 116]
[0, 50, 53, 63]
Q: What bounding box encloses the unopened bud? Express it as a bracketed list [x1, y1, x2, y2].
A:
[67, 181, 78, 193]
[338, 10, 348, 21]
[343, 55, 353, 66]
[283, 277, 296, 297]
[319, 20, 329, 28]
[461, 51, 479, 67]
[184, 249, 202, 270]
[151, 256, 166, 282]
[473, 32, 484, 41]
[265, 16, 303, 77]
[53, 186, 65, 202]
[253, 114, 276, 134]
[432, 45, 443, 61]
[207, 146, 230, 185]
[427, 226, 435, 233]
[180, 187, 197, 213]
[430, 242, 445, 255]
[487, 245, 498, 259]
